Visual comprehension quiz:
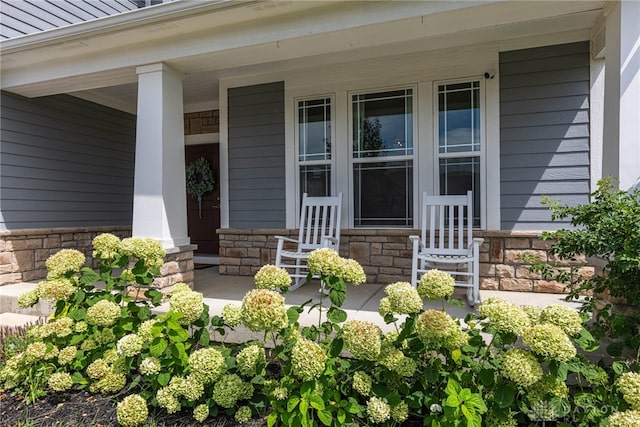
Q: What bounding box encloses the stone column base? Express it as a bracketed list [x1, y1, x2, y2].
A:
[154, 244, 197, 293]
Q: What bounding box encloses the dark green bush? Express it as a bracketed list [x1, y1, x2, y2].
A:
[533, 178, 640, 358]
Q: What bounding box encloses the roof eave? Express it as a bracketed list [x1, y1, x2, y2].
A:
[0, 0, 253, 54]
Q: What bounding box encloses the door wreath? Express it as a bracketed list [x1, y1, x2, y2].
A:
[186, 157, 215, 218]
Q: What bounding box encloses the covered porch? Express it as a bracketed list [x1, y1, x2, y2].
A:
[1, 0, 639, 294]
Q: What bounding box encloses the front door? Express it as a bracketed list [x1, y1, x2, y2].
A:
[185, 144, 220, 255]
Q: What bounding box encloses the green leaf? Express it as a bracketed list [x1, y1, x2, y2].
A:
[451, 348, 462, 363]
[445, 395, 460, 407]
[167, 325, 189, 343]
[198, 328, 210, 346]
[327, 307, 347, 323]
[575, 328, 600, 352]
[448, 298, 465, 307]
[157, 372, 171, 386]
[71, 372, 88, 385]
[330, 337, 344, 357]
[121, 320, 135, 332]
[69, 308, 86, 321]
[549, 361, 569, 381]
[132, 261, 147, 275]
[144, 289, 164, 306]
[310, 395, 325, 411]
[79, 268, 100, 284]
[150, 338, 168, 357]
[300, 381, 314, 396]
[383, 313, 398, 324]
[72, 290, 86, 304]
[398, 316, 415, 341]
[612, 361, 627, 375]
[170, 342, 188, 364]
[287, 396, 300, 412]
[493, 384, 515, 408]
[464, 394, 487, 413]
[267, 412, 278, 427]
[478, 369, 495, 387]
[69, 334, 84, 345]
[445, 378, 462, 396]
[406, 391, 424, 409]
[287, 307, 300, 324]
[329, 288, 346, 307]
[330, 278, 346, 292]
[607, 342, 624, 357]
[317, 409, 332, 426]
[501, 332, 518, 345]
[337, 409, 346, 424]
[461, 404, 472, 420]
[299, 398, 309, 415]
[136, 305, 150, 320]
[459, 389, 472, 401]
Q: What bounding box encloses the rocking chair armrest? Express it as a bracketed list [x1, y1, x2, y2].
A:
[322, 235, 339, 245]
[409, 235, 424, 251]
[467, 237, 484, 252]
[274, 235, 301, 244]
[468, 237, 484, 247]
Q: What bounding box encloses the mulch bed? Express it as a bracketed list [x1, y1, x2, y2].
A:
[0, 390, 266, 427]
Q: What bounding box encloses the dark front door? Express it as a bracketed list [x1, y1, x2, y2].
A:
[185, 144, 220, 255]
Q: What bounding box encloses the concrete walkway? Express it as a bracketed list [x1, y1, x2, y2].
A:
[0, 266, 583, 343]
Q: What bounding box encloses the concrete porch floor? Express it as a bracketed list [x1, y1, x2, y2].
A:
[189, 266, 584, 341]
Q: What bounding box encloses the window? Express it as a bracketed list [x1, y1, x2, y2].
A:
[437, 81, 482, 226]
[297, 98, 332, 198]
[352, 89, 414, 227]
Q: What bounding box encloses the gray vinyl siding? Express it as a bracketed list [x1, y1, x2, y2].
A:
[227, 82, 285, 228]
[499, 41, 591, 231]
[0, 91, 136, 230]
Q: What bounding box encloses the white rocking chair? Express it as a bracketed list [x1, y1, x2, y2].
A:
[275, 193, 342, 291]
[410, 191, 484, 306]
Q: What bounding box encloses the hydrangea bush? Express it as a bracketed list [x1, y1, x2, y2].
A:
[1, 236, 639, 426]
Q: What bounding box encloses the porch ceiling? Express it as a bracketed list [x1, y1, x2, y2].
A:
[0, 0, 604, 113]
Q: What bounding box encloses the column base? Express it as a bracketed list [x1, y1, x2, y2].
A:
[153, 244, 197, 294]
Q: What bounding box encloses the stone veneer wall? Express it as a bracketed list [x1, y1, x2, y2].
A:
[156, 245, 196, 291]
[218, 229, 594, 293]
[0, 226, 195, 289]
[184, 110, 219, 135]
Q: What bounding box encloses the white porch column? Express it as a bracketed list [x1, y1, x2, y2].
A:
[602, 1, 640, 190]
[133, 63, 190, 248]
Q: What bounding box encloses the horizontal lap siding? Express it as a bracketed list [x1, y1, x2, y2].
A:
[499, 42, 590, 231]
[0, 91, 136, 230]
[227, 82, 286, 228]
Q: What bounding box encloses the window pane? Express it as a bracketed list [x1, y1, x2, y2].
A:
[352, 89, 413, 158]
[300, 165, 330, 198]
[353, 161, 413, 227]
[438, 82, 480, 154]
[439, 157, 480, 226]
[299, 98, 331, 162]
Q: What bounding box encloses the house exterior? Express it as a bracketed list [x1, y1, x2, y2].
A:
[1, 0, 638, 293]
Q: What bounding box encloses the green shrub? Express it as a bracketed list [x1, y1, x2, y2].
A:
[530, 178, 640, 358]
[2, 233, 640, 426]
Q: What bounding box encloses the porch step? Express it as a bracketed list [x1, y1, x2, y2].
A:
[0, 312, 46, 329]
[0, 282, 53, 318]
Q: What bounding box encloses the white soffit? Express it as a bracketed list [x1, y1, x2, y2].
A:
[1, 0, 604, 101]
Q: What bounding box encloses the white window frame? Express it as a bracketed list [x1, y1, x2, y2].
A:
[348, 84, 418, 228]
[433, 78, 487, 229]
[294, 94, 336, 223]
